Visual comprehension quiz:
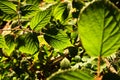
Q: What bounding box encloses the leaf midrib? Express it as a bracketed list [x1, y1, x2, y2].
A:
[33, 10, 50, 30]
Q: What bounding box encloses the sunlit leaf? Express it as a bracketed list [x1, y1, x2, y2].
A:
[78, 0, 120, 57]
[44, 0, 56, 3]
[0, 35, 8, 48]
[17, 32, 39, 54]
[30, 9, 51, 31]
[3, 34, 15, 56]
[47, 70, 94, 80]
[53, 2, 69, 22]
[0, 0, 16, 14]
[44, 30, 72, 50]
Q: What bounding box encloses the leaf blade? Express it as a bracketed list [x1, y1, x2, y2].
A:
[0, 0, 16, 14]
[17, 32, 39, 54]
[78, 0, 120, 57]
[0, 35, 8, 48]
[44, 30, 72, 50]
[30, 9, 51, 31]
[4, 34, 16, 56]
[47, 70, 94, 80]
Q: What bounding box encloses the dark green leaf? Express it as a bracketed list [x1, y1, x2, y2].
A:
[4, 34, 15, 56]
[30, 9, 51, 31]
[17, 32, 39, 54]
[20, 4, 40, 18]
[2, 13, 17, 20]
[0, 0, 16, 14]
[44, 30, 72, 50]
[78, 0, 120, 57]
[72, 0, 84, 18]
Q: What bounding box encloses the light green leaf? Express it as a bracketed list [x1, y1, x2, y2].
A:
[17, 32, 39, 54]
[20, 4, 40, 18]
[0, 0, 16, 14]
[4, 34, 15, 56]
[0, 35, 8, 48]
[44, 0, 56, 3]
[78, 0, 120, 57]
[53, 2, 68, 22]
[44, 30, 72, 50]
[47, 70, 93, 80]
[30, 9, 51, 31]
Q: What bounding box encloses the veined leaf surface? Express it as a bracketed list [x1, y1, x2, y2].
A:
[47, 70, 93, 80]
[17, 32, 39, 54]
[78, 0, 120, 57]
[44, 30, 72, 50]
[30, 10, 51, 31]
[53, 2, 68, 22]
[20, 4, 40, 18]
[0, 0, 16, 14]
[4, 34, 15, 56]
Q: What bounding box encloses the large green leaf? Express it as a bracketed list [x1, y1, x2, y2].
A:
[47, 70, 93, 80]
[16, 32, 39, 54]
[0, 0, 16, 14]
[20, 4, 40, 18]
[44, 30, 72, 50]
[78, 0, 120, 57]
[3, 34, 16, 56]
[0, 35, 8, 48]
[30, 10, 51, 31]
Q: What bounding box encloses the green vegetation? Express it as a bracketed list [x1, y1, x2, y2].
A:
[0, 0, 120, 80]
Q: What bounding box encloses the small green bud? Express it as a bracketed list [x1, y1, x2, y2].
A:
[60, 57, 71, 69]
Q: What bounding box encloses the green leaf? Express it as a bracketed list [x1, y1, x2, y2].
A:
[30, 9, 51, 31]
[2, 13, 17, 21]
[53, 2, 68, 22]
[44, 30, 72, 50]
[3, 34, 15, 56]
[0, 0, 16, 14]
[47, 70, 94, 80]
[0, 35, 8, 48]
[17, 32, 39, 54]
[44, 0, 56, 3]
[20, 4, 40, 18]
[78, 0, 120, 57]
[26, 0, 41, 6]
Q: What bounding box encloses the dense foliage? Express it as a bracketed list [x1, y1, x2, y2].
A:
[0, 0, 120, 80]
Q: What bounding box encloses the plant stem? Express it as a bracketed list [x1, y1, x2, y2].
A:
[97, 56, 101, 77]
[17, 0, 21, 26]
